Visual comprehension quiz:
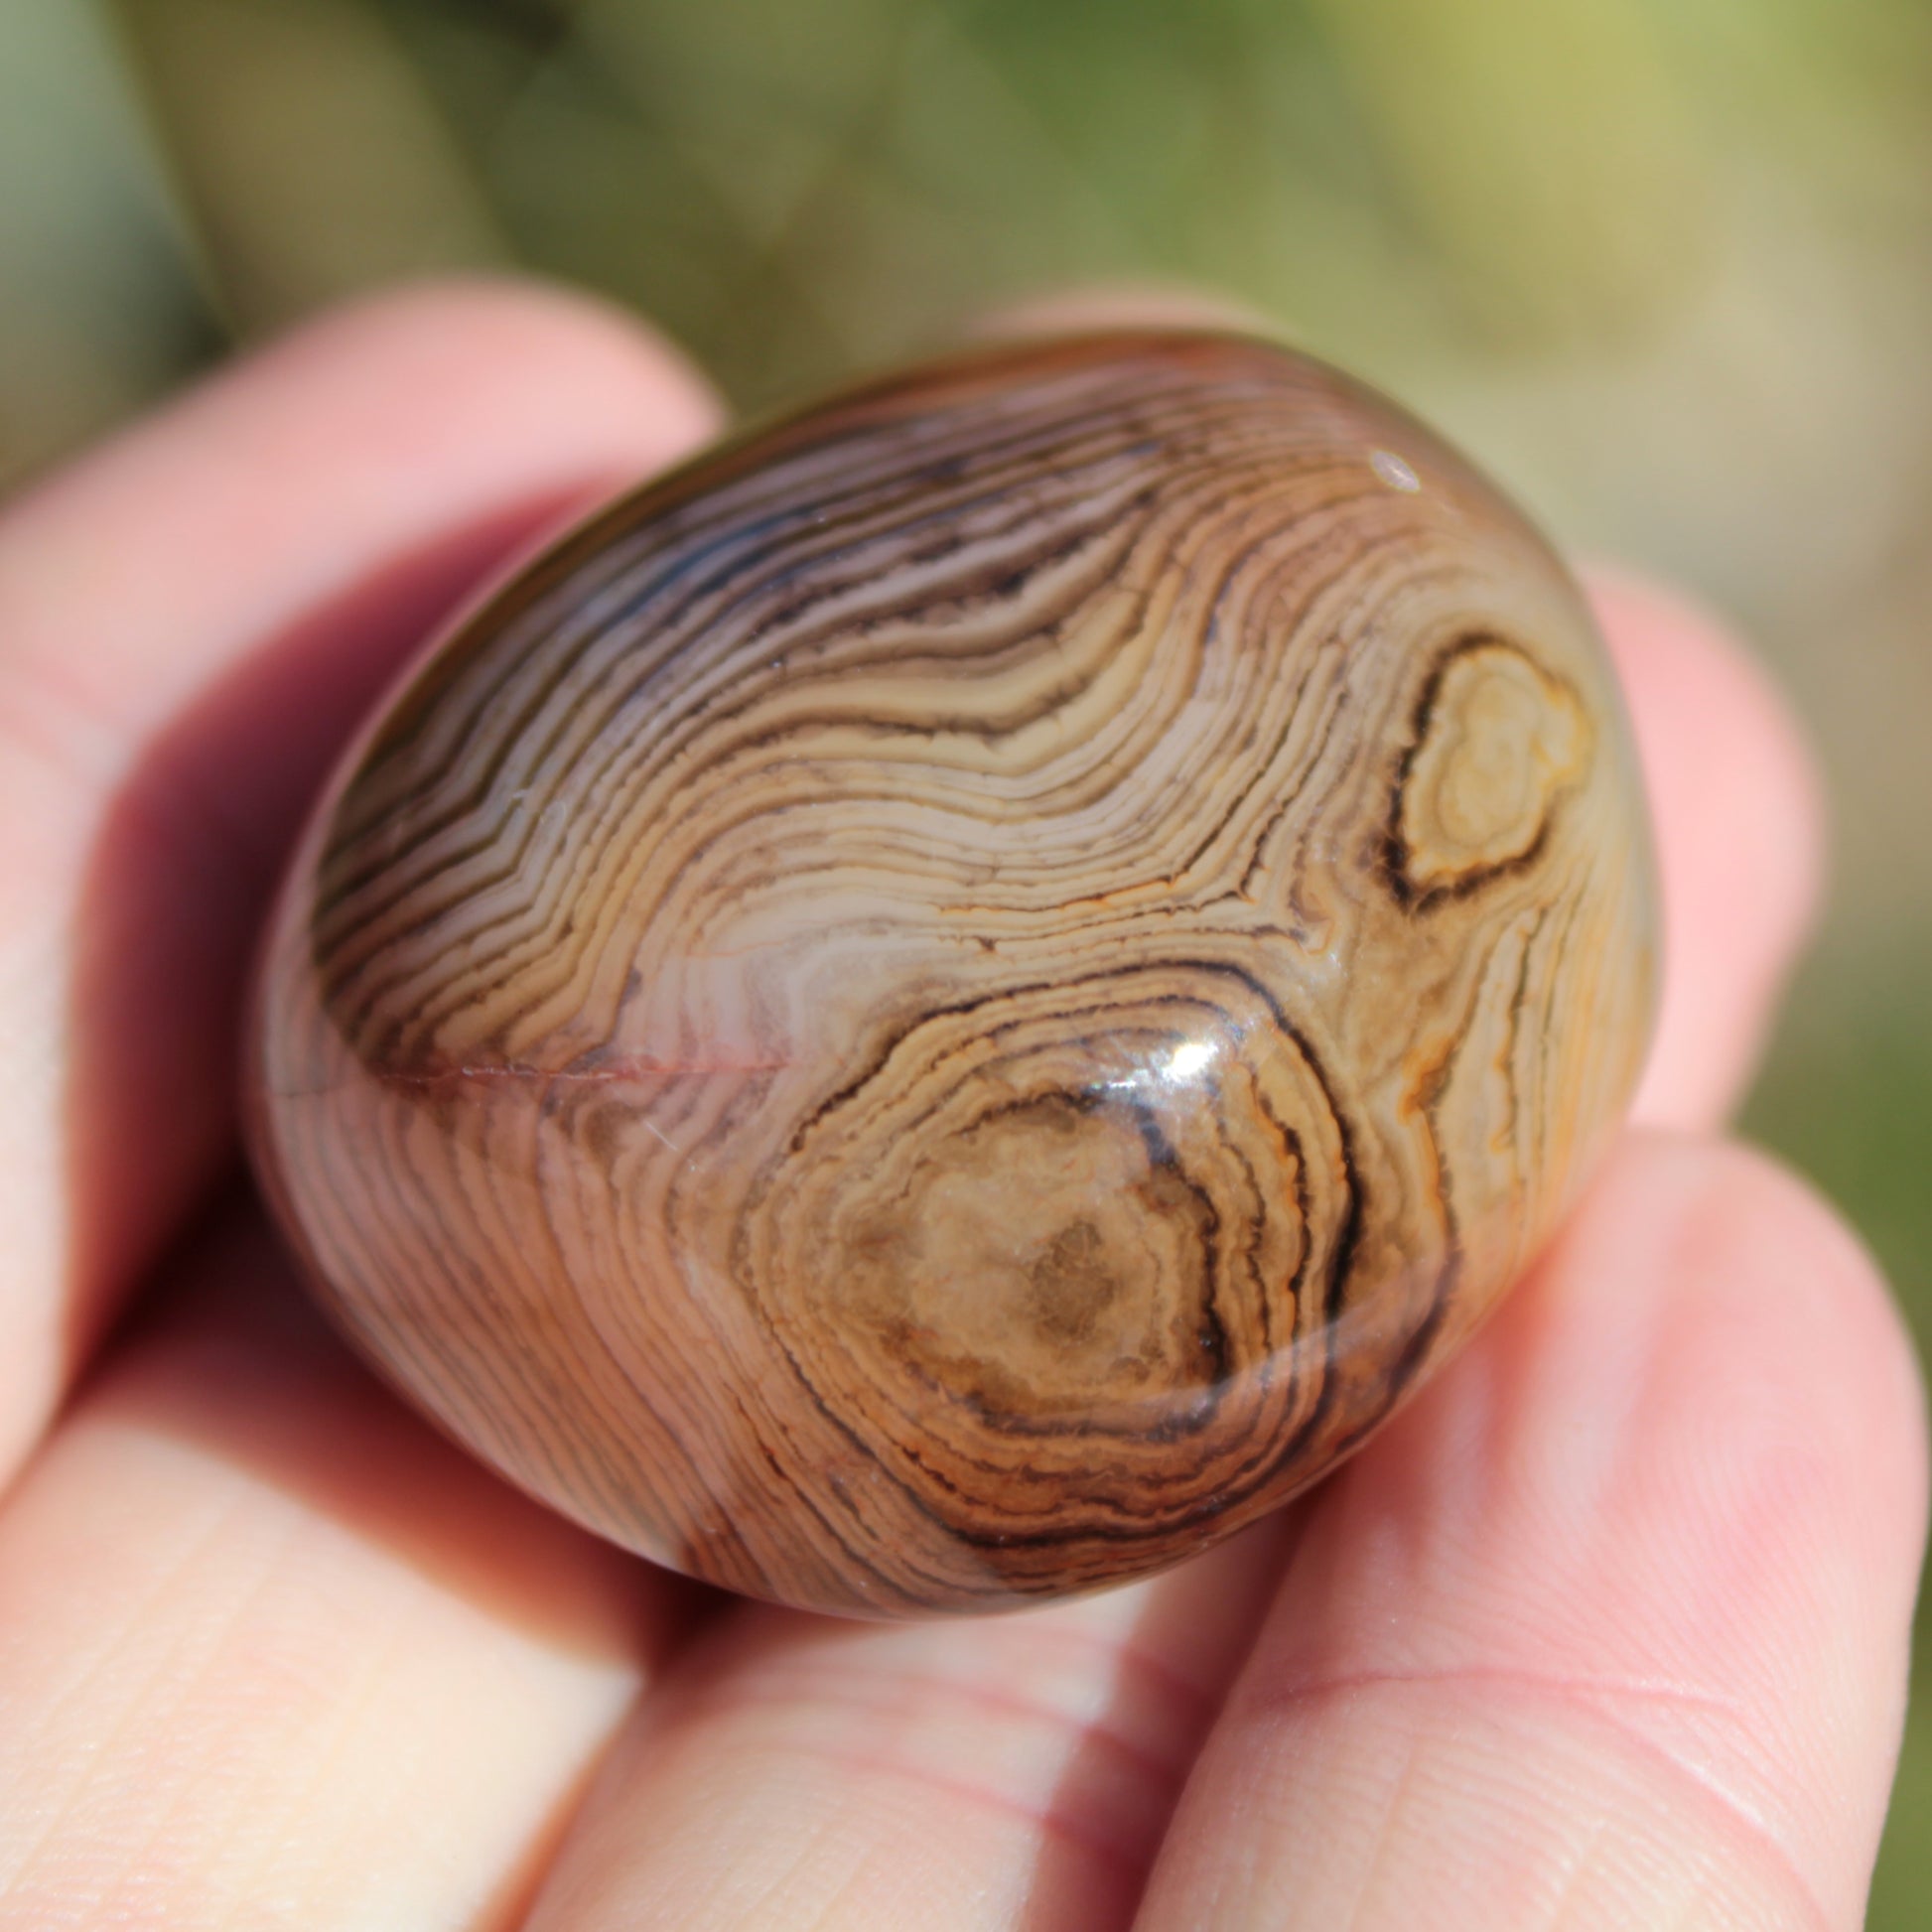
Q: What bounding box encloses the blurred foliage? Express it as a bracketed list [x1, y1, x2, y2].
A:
[6, 0, 1932, 1915]
[0, 0, 207, 475]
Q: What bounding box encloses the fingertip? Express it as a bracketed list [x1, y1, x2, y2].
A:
[2, 276, 729, 702]
[1545, 1136, 1926, 1905]
[205, 273, 728, 494]
[1628, 1134, 1928, 1573]
[1583, 568, 1828, 1130]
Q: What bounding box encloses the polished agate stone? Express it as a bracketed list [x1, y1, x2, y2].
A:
[247, 331, 1658, 1616]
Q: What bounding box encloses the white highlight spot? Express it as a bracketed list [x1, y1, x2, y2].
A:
[1370, 449, 1422, 493]
[1164, 1039, 1217, 1082]
[1100, 1037, 1222, 1097]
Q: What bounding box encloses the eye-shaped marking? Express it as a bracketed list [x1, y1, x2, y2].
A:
[1390, 638, 1591, 902]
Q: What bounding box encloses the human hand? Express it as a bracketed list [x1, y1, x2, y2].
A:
[0, 284, 1919, 1931]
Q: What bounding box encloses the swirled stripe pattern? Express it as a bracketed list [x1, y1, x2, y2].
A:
[249, 332, 1657, 1615]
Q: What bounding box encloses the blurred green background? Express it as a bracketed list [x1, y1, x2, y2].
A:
[5, 0, 1930, 1914]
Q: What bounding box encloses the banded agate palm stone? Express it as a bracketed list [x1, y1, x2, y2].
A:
[248, 332, 1658, 1616]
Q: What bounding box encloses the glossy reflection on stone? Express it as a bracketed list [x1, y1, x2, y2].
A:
[246, 331, 1659, 1616]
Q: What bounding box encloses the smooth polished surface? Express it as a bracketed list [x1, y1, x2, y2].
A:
[248, 332, 1658, 1615]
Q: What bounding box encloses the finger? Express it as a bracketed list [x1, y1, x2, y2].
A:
[1587, 570, 1825, 1132]
[1135, 1133, 1926, 1930]
[0, 1200, 697, 1929]
[522, 1528, 1288, 1932]
[0, 278, 722, 1479]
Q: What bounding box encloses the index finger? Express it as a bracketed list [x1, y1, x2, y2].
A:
[0, 280, 721, 1483]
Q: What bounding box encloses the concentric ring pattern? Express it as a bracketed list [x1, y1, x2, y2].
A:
[248, 331, 1658, 1615]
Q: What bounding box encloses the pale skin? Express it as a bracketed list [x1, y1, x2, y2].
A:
[0, 283, 1921, 1932]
